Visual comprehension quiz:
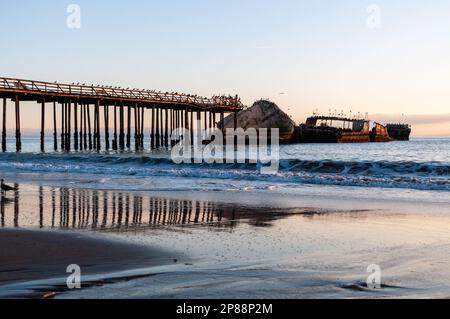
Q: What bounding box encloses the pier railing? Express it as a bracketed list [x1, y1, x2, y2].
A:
[0, 77, 243, 110]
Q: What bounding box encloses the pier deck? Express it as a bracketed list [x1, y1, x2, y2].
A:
[0, 77, 243, 152]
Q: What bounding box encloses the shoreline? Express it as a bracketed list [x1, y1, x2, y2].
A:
[1, 181, 450, 298]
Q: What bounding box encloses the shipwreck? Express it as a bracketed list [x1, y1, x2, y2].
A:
[385, 124, 412, 141]
[297, 115, 411, 143]
[223, 100, 411, 144]
[298, 116, 372, 143]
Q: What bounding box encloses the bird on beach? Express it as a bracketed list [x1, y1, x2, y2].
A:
[1, 179, 15, 195]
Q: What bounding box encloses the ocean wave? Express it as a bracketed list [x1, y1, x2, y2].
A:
[0, 152, 449, 191]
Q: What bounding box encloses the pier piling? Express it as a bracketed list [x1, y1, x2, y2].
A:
[15, 95, 21, 152]
[83, 104, 88, 150]
[184, 107, 189, 143]
[113, 104, 118, 151]
[159, 107, 164, 147]
[126, 106, 131, 149]
[79, 105, 82, 150]
[134, 105, 139, 151]
[220, 111, 224, 135]
[2, 98, 6, 152]
[95, 101, 101, 151]
[151, 106, 155, 149]
[197, 111, 201, 145]
[104, 104, 110, 150]
[119, 104, 125, 150]
[140, 106, 145, 149]
[40, 98, 45, 152]
[93, 103, 97, 150]
[74, 102, 78, 151]
[155, 106, 160, 149]
[165, 108, 169, 148]
[67, 101, 71, 151]
[87, 104, 92, 150]
[61, 103, 65, 150]
[190, 111, 194, 145]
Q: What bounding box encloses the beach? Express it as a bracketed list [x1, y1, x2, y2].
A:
[2, 175, 450, 298]
[0, 138, 449, 298]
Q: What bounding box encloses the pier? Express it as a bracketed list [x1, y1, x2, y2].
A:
[0, 77, 244, 152]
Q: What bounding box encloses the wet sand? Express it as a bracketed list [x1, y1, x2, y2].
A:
[0, 228, 180, 286]
[2, 183, 450, 298]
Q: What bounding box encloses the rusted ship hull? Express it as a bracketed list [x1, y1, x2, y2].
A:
[297, 116, 371, 144]
[296, 116, 411, 144]
[297, 126, 340, 143]
[370, 123, 393, 143]
[298, 126, 370, 143]
[338, 132, 371, 143]
[386, 124, 411, 141]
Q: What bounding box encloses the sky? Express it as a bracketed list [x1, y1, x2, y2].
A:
[1, 0, 450, 136]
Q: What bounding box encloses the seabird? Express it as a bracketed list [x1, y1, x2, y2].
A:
[1, 179, 15, 195]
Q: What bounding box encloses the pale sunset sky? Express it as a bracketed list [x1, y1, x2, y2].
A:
[1, 0, 450, 136]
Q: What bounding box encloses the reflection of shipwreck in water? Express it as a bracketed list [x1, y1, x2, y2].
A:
[297, 115, 411, 144]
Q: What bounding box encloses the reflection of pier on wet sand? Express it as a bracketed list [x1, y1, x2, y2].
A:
[1, 184, 306, 232]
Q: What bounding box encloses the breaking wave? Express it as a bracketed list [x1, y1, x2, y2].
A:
[0, 152, 449, 191]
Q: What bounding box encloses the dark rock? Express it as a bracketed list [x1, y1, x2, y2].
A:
[222, 100, 296, 143]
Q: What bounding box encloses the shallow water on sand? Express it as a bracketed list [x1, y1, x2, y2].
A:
[2, 183, 450, 298]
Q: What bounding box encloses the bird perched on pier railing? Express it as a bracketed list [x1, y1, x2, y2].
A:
[1, 179, 16, 195]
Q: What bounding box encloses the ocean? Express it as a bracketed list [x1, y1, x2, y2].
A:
[0, 137, 449, 193]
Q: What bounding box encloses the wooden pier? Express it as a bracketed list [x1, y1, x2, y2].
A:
[0, 77, 243, 152]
